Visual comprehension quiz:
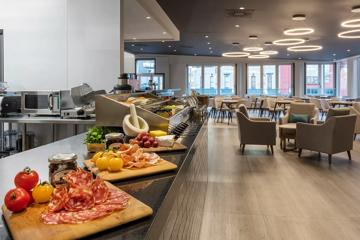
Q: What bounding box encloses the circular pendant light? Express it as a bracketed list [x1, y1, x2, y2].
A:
[273, 38, 305, 46]
[243, 47, 263, 52]
[287, 45, 323, 52]
[338, 29, 360, 38]
[222, 52, 250, 57]
[341, 19, 360, 28]
[283, 28, 314, 36]
[260, 50, 278, 55]
[248, 54, 270, 59]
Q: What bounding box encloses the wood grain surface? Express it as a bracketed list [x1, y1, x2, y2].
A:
[2, 182, 153, 240]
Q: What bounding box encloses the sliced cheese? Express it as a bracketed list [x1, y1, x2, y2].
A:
[155, 135, 175, 147]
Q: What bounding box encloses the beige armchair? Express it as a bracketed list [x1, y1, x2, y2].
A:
[280, 102, 318, 125]
[296, 115, 356, 164]
[350, 102, 360, 138]
[237, 105, 276, 154]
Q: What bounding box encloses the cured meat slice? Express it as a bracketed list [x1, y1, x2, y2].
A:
[64, 188, 95, 212]
[48, 187, 68, 213]
[63, 168, 93, 188]
[91, 177, 109, 204]
[41, 212, 61, 225]
[59, 212, 79, 224]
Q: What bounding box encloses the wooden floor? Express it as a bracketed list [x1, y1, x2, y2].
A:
[199, 119, 360, 240]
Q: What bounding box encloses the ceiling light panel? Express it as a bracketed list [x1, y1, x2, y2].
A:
[287, 45, 323, 52]
[292, 14, 306, 21]
[283, 28, 315, 36]
[273, 38, 305, 46]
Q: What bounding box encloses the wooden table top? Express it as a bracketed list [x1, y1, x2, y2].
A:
[279, 123, 297, 129]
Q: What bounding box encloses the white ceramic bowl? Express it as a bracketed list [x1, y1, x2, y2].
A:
[122, 114, 149, 137]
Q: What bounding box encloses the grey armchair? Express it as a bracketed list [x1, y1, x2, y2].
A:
[296, 115, 356, 164]
[236, 105, 276, 154]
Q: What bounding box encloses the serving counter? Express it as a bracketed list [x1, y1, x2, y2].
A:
[0, 118, 208, 240]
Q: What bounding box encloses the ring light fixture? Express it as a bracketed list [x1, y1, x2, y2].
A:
[222, 52, 250, 57]
[283, 28, 314, 36]
[273, 38, 305, 46]
[341, 19, 360, 28]
[243, 47, 263, 52]
[287, 45, 323, 52]
[260, 50, 278, 55]
[248, 54, 270, 59]
[338, 29, 360, 38]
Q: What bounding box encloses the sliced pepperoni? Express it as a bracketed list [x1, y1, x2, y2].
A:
[63, 168, 93, 188]
[64, 188, 95, 212]
[48, 187, 68, 213]
[91, 177, 109, 204]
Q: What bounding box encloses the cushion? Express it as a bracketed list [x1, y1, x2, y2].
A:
[288, 114, 309, 123]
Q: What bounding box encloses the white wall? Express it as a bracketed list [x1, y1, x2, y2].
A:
[0, 0, 121, 92]
[124, 51, 135, 73]
[136, 54, 306, 97]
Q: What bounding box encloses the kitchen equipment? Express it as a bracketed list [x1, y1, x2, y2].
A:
[112, 73, 132, 94]
[0, 95, 21, 117]
[2, 182, 153, 240]
[21, 90, 74, 116]
[84, 159, 177, 181]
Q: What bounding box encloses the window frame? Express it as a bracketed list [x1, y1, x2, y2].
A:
[135, 58, 156, 75]
[304, 62, 336, 97]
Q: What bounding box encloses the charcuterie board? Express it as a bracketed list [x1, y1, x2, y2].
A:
[84, 159, 177, 182]
[141, 142, 187, 153]
[2, 182, 153, 240]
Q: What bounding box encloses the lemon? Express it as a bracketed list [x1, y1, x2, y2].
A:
[92, 151, 103, 164]
[108, 157, 123, 172]
[96, 157, 109, 171]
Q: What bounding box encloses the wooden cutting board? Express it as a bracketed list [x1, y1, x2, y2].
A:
[84, 159, 177, 182]
[2, 182, 153, 240]
[142, 142, 187, 153]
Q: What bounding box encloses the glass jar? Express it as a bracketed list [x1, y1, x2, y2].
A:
[48, 153, 78, 186]
[105, 133, 124, 149]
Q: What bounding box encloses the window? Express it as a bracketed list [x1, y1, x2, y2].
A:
[187, 66, 202, 94]
[247, 65, 261, 95]
[135, 59, 155, 74]
[246, 64, 293, 96]
[305, 63, 335, 96]
[220, 66, 235, 95]
[204, 66, 218, 95]
[138, 74, 164, 90]
[187, 65, 235, 95]
[339, 61, 348, 97]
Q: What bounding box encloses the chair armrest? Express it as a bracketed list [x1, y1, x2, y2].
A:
[296, 122, 332, 153]
[250, 117, 271, 122]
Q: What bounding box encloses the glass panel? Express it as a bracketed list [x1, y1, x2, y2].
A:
[278, 64, 292, 96]
[305, 64, 320, 96]
[153, 75, 164, 90]
[139, 76, 151, 90]
[204, 66, 218, 96]
[220, 65, 235, 95]
[322, 64, 335, 96]
[136, 59, 155, 74]
[247, 65, 261, 95]
[262, 65, 276, 96]
[187, 66, 202, 94]
[339, 61, 348, 97]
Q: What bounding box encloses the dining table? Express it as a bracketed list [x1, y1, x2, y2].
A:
[216, 99, 240, 124]
[328, 100, 354, 107]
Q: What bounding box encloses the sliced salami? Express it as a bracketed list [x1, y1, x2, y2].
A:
[91, 177, 109, 204]
[48, 187, 68, 213]
[41, 212, 61, 225]
[64, 188, 95, 212]
[63, 168, 93, 188]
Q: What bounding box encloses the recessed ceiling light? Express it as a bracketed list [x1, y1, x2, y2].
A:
[174, 49, 177, 52]
[194, 53, 198, 56]
[168, 45, 172, 48]
[287, 53, 290, 56]
[287, 45, 323, 52]
[260, 50, 279, 55]
[351, 5, 360, 13]
[222, 51, 250, 58]
[341, 19, 360, 28]
[207, 42, 211, 45]
[209, 47, 212, 50]
[243, 47, 263, 51]
[162, 31, 167, 35]
[292, 14, 306, 21]
[338, 29, 360, 38]
[140, 48, 143, 51]
[248, 55, 270, 59]
[235, 24, 240, 28]
[161, 40, 165, 43]
[347, 49, 351, 52]
[284, 28, 315, 36]
[146, 16, 151, 19]
[298, 57, 302, 60]
[205, 35, 209, 38]
[333, 53, 336, 56]
[132, 37, 137, 40]
[239, 7, 245, 10]
[249, 35, 258, 39]
[264, 41, 273, 45]
[273, 38, 305, 46]
[232, 42, 240, 46]
[131, 44, 135, 47]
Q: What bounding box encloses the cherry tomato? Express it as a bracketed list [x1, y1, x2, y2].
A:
[144, 141, 151, 148]
[153, 141, 159, 148]
[32, 182, 54, 204]
[4, 188, 31, 212]
[14, 167, 39, 191]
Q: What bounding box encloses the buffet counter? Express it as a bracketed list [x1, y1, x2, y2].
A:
[0, 119, 207, 239]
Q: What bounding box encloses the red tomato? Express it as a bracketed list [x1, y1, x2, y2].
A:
[14, 167, 39, 191]
[4, 188, 31, 212]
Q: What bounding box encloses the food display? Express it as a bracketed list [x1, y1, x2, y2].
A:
[14, 167, 39, 191]
[155, 135, 176, 147]
[127, 132, 185, 152]
[32, 182, 54, 204]
[130, 132, 159, 148]
[41, 168, 130, 224]
[48, 153, 78, 186]
[105, 132, 124, 149]
[149, 130, 167, 137]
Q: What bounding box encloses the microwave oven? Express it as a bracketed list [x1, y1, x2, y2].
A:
[21, 91, 74, 115]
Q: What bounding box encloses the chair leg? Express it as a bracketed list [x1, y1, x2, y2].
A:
[354, 134, 357, 141]
[328, 154, 332, 165]
[318, 152, 321, 160]
[241, 144, 245, 154]
[298, 148, 302, 157]
[347, 151, 352, 161]
[270, 145, 274, 155]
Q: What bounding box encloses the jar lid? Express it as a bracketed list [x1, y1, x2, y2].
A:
[105, 133, 124, 139]
[49, 153, 77, 163]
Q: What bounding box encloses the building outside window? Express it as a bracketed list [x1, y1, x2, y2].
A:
[187, 65, 235, 95]
[247, 65, 261, 95]
[338, 61, 348, 97]
[305, 63, 335, 96]
[135, 59, 155, 74]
